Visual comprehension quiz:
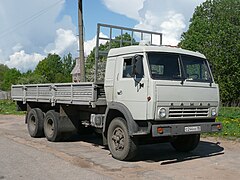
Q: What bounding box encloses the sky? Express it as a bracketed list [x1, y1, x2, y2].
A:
[0, 0, 205, 72]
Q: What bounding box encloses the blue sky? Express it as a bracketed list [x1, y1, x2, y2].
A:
[0, 0, 205, 72]
[62, 0, 138, 40]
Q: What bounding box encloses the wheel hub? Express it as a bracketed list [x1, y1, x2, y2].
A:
[46, 118, 54, 136]
[29, 115, 36, 131]
[112, 128, 125, 151]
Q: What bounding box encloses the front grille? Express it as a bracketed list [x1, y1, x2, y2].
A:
[169, 107, 209, 118]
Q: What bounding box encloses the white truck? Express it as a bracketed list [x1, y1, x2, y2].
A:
[11, 24, 222, 161]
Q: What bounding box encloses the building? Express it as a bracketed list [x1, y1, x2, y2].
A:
[71, 57, 81, 82]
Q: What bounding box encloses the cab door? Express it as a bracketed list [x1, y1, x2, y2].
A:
[114, 54, 148, 120]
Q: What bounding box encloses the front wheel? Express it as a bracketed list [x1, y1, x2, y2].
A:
[171, 134, 200, 152]
[107, 117, 138, 161]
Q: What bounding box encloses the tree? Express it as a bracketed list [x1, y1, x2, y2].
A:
[17, 70, 47, 85]
[0, 64, 10, 90]
[180, 0, 240, 106]
[61, 53, 76, 82]
[0, 53, 75, 90]
[34, 54, 64, 83]
[1, 68, 21, 91]
[34, 53, 75, 83]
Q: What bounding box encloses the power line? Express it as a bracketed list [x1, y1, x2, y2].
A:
[0, 0, 64, 39]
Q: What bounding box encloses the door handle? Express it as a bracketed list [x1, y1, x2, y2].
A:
[117, 90, 122, 95]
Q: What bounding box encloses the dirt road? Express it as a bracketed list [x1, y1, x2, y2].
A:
[0, 115, 239, 180]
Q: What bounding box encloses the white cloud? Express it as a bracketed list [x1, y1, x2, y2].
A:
[45, 28, 78, 55]
[0, 0, 77, 72]
[136, 10, 186, 45]
[102, 0, 145, 21]
[160, 12, 186, 45]
[0, 0, 67, 50]
[0, 0, 206, 72]
[6, 50, 45, 72]
[103, 0, 205, 45]
[84, 37, 96, 56]
[1, 27, 79, 72]
[84, 32, 108, 56]
[12, 43, 23, 52]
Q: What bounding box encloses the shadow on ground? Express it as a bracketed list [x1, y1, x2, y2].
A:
[61, 133, 224, 164]
[135, 141, 224, 164]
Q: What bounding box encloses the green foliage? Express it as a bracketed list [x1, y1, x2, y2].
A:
[0, 64, 9, 89]
[17, 71, 47, 84]
[0, 100, 25, 115]
[1, 68, 21, 91]
[180, 0, 240, 106]
[0, 53, 75, 90]
[34, 53, 75, 83]
[62, 53, 76, 82]
[34, 54, 63, 83]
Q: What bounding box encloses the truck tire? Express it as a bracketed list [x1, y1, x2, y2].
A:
[171, 134, 200, 152]
[27, 108, 44, 137]
[107, 117, 137, 161]
[44, 110, 61, 142]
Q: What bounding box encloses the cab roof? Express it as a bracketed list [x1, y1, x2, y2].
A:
[108, 45, 206, 59]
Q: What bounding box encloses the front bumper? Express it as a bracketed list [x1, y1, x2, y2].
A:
[152, 122, 222, 137]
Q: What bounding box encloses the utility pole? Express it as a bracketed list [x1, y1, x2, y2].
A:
[78, 0, 85, 82]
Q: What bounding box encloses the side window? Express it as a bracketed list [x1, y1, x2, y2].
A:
[123, 56, 144, 78]
[123, 58, 133, 78]
[134, 55, 144, 78]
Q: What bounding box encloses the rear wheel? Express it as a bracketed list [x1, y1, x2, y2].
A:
[107, 117, 137, 161]
[171, 134, 200, 152]
[44, 110, 61, 142]
[27, 108, 44, 137]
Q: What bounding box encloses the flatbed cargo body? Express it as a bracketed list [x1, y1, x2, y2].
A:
[11, 82, 106, 107]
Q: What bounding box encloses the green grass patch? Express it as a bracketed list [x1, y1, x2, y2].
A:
[0, 100, 25, 115]
[213, 107, 240, 139]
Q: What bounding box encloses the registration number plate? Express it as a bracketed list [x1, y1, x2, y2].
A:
[185, 126, 201, 132]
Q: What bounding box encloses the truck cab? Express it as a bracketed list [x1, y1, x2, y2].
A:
[105, 45, 219, 122]
[103, 44, 221, 160]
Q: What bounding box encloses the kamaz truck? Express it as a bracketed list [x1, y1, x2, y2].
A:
[11, 24, 222, 161]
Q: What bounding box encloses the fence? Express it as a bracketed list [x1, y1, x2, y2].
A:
[0, 91, 10, 100]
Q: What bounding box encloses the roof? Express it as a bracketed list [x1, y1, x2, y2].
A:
[108, 45, 206, 59]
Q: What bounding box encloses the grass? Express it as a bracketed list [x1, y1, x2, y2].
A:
[0, 100, 25, 115]
[0, 100, 239, 139]
[211, 107, 240, 139]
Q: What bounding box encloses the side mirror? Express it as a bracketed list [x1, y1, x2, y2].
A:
[131, 55, 144, 78]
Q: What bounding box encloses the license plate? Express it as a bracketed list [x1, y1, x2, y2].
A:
[185, 126, 201, 132]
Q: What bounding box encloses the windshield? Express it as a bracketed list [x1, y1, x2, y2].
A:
[147, 52, 213, 82]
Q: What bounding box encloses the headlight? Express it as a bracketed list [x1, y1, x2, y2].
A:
[211, 108, 217, 116]
[158, 108, 167, 118]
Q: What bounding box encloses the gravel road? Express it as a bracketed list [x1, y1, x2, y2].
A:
[0, 115, 240, 180]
